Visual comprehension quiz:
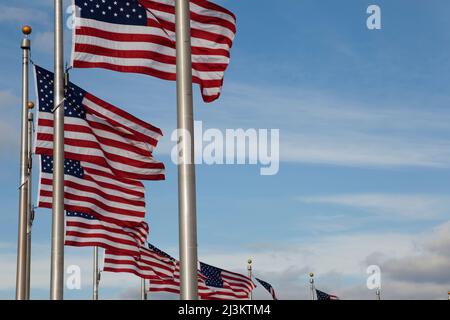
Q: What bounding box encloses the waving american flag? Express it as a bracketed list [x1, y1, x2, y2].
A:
[71, 0, 236, 103]
[34, 65, 165, 181]
[65, 211, 148, 256]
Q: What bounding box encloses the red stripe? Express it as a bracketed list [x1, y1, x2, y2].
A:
[147, 18, 233, 48]
[76, 26, 175, 48]
[37, 147, 166, 180]
[140, 1, 236, 33]
[38, 117, 157, 151]
[83, 92, 163, 136]
[87, 118, 158, 149]
[190, 0, 237, 21]
[37, 133, 164, 170]
[65, 240, 139, 256]
[63, 179, 145, 207]
[76, 43, 228, 73]
[39, 188, 144, 218]
[66, 229, 139, 247]
[72, 60, 224, 89]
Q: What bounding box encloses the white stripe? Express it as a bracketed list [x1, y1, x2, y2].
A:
[40, 181, 145, 214]
[144, 7, 235, 42]
[147, 0, 236, 25]
[75, 35, 229, 64]
[39, 195, 143, 224]
[83, 97, 161, 142]
[75, 17, 231, 51]
[73, 53, 224, 80]
[37, 145, 164, 177]
[40, 172, 144, 207]
[38, 119, 157, 165]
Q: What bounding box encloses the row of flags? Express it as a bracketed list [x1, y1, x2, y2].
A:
[28, 0, 276, 300]
[33, 62, 277, 299]
[25, 0, 341, 300]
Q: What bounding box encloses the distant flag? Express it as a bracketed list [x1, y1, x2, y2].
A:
[38, 154, 147, 225]
[34, 65, 165, 181]
[316, 289, 339, 300]
[103, 245, 176, 280]
[199, 263, 256, 300]
[255, 278, 277, 300]
[71, 0, 236, 103]
[65, 211, 148, 256]
[144, 244, 256, 300]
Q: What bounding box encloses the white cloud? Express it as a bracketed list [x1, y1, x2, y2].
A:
[199, 81, 450, 169]
[296, 193, 450, 219]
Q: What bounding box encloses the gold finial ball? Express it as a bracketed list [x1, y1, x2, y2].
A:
[22, 25, 32, 35]
[248, 259, 252, 264]
[309, 273, 314, 278]
[27, 102, 34, 109]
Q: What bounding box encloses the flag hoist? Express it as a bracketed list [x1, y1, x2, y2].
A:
[247, 259, 253, 300]
[16, 25, 32, 301]
[50, 0, 66, 300]
[175, 0, 199, 300]
[25, 101, 35, 300]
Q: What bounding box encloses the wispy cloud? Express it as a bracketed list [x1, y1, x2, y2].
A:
[296, 193, 450, 219]
[202, 81, 450, 169]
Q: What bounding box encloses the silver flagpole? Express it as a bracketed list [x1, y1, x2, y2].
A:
[141, 278, 147, 300]
[16, 25, 32, 300]
[50, 0, 65, 300]
[247, 259, 253, 300]
[93, 247, 99, 300]
[175, 0, 198, 300]
[309, 273, 315, 300]
[25, 101, 35, 300]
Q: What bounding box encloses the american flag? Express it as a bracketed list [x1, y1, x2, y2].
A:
[149, 254, 256, 300]
[38, 154, 147, 225]
[199, 262, 256, 300]
[71, 0, 236, 103]
[65, 211, 148, 256]
[34, 64, 165, 181]
[255, 278, 277, 300]
[103, 245, 176, 279]
[316, 289, 339, 300]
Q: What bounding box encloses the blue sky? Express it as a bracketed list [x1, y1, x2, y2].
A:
[1, 0, 450, 299]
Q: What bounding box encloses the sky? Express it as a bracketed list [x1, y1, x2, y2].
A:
[1, 0, 450, 300]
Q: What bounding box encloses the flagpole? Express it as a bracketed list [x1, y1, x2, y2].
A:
[376, 288, 381, 300]
[93, 247, 99, 300]
[309, 273, 315, 300]
[175, 0, 199, 300]
[25, 101, 35, 300]
[247, 259, 253, 300]
[16, 25, 32, 300]
[50, 0, 65, 300]
[141, 279, 147, 300]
